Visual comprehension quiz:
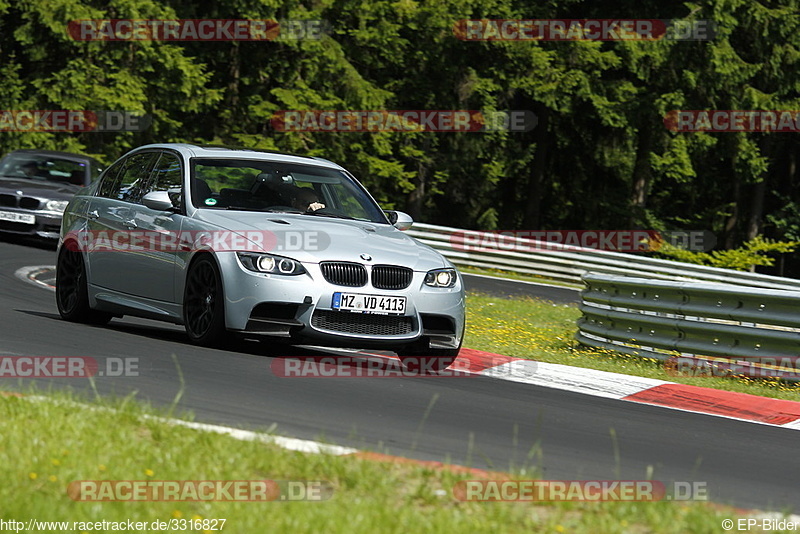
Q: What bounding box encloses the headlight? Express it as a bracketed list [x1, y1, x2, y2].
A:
[424, 268, 457, 288]
[45, 200, 69, 213]
[237, 252, 306, 275]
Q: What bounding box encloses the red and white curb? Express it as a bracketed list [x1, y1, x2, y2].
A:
[452, 348, 800, 430]
[279, 347, 800, 430]
[14, 265, 56, 292]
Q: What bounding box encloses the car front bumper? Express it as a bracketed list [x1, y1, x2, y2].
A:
[0, 209, 63, 239]
[216, 252, 465, 350]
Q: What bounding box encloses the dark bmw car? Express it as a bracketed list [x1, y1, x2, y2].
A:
[0, 149, 103, 239]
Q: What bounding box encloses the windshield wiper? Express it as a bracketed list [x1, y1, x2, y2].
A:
[265, 208, 304, 213]
[223, 206, 355, 219]
[302, 211, 357, 220]
[224, 206, 303, 213]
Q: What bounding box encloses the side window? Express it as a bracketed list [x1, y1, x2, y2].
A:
[143, 152, 183, 209]
[116, 152, 157, 204]
[97, 152, 156, 203]
[96, 161, 123, 198]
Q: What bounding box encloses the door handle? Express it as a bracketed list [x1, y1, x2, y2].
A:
[87, 210, 99, 220]
[124, 219, 138, 229]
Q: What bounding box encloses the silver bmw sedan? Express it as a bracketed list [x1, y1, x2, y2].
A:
[56, 144, 465, 371]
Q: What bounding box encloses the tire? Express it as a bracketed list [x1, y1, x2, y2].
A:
[56, 246, 112, 325]
[183, 255, 227, 347]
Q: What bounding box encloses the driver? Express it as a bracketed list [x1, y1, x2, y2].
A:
[21, 161, 45, 178]
[292, 187, 325, 212]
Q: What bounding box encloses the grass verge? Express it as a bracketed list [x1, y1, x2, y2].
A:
[464, 292, 800, 401]
[0, 389, 740, 533]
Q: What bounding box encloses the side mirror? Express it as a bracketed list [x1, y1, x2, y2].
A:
[142, 191, 176, 211]
[385, 210, 413, 231]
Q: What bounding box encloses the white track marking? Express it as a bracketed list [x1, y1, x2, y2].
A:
[14, 265, 56, 292]
[24, 395, 357, 455]
[154, 417, 358, 455]
[481, 360, 669, 399]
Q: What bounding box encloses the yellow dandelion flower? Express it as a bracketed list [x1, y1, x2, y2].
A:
[145, 469, 154, 477]
[98, 464, 106, 472]
[48, 475, 58, 482]
[29, 472, 37, 480]
[51, 459, 61, 466]
[171, 510, 182, 519]
[555, 526, 565, 533]
[192, 515, 203, 521]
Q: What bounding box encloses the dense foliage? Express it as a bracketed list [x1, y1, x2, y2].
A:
[2, 0, 799, 271]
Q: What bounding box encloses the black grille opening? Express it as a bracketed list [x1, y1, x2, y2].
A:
[421, 314, 456, 334]
[19, 197, 40, 210]
[0, 194, 17, 207]
[372, 265, 413, 290]
[320, 262, 367, 287]
[311, 310, 414, 336]
[250, 302, 301, 321]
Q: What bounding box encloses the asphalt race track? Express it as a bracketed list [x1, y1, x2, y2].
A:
[0, 237, 797, 511]
[463, 272, 580, 304]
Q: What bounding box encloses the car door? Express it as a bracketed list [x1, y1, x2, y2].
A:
[123, 150, 186, 302]
[85, 151, 158, 294]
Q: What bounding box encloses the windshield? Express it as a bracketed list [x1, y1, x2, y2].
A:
[0, 153, 97, 185]
[190, 158, 388, 223]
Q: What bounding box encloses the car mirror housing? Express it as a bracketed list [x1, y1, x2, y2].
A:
[142, 191, 176, 211]
[385, 210, 413, 231]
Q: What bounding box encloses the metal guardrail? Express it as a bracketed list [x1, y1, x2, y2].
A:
[576, 273, 800, 380]
[407, 223, 800, 378]
[408, 222, 800, 290]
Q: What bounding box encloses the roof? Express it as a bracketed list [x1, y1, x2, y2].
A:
[4, 149, 103, 166]
[130, 143, 343, 170]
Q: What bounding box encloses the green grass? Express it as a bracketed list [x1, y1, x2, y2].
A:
[464, 292, 800, 401]
[0, 389, 742, 533]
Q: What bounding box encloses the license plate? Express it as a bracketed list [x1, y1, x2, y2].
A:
[332, 292, 407, 315]
[0, 210, 35, 224]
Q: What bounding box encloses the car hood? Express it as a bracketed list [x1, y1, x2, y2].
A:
[193, 210, 447, 270]
[0, 177, 80, 199]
